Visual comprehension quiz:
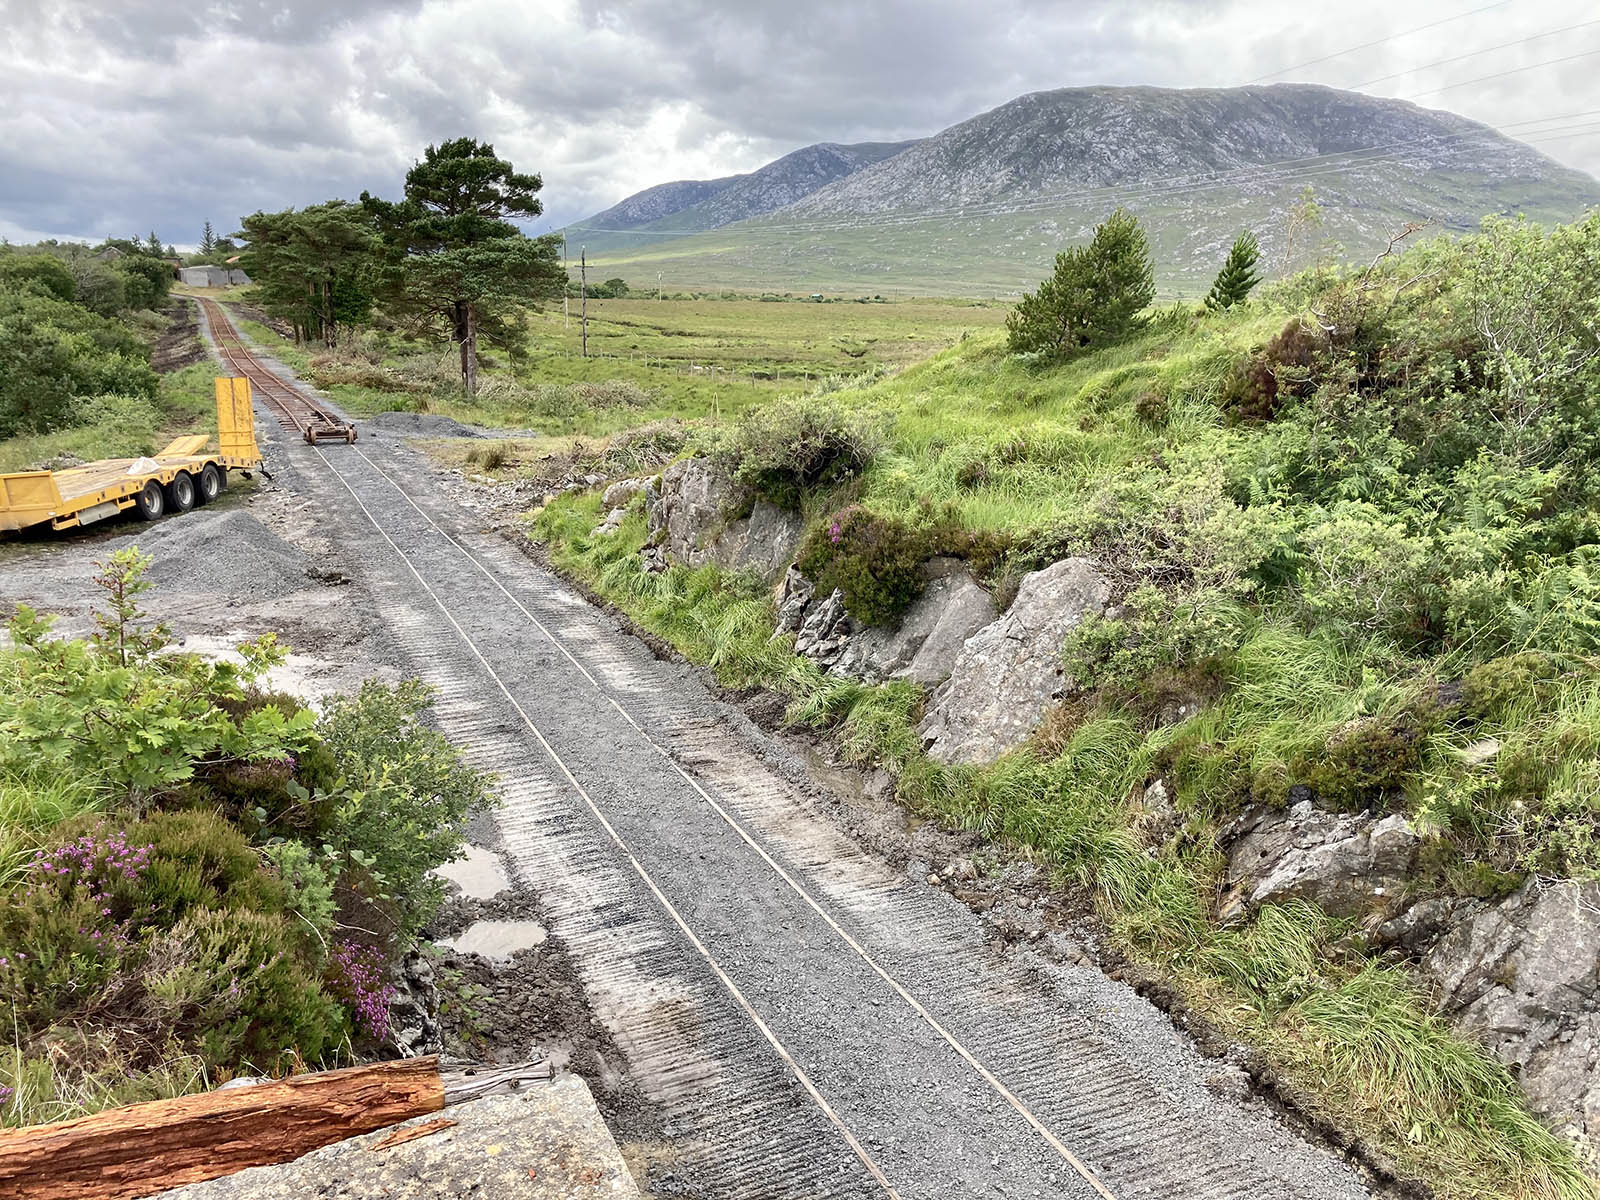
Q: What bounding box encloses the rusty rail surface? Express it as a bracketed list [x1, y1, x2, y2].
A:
[198, 299, 357, 444]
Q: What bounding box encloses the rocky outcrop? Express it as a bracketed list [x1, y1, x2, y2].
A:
[645, 457, 802, 582]
[1422, 880, 1600, 1146]
[835, 560, 997, 686]
[778, 559, 997, 687]
[602, 477, 647, 510]
[793, 587, 853, 667]
[1217, 802, 1421, 923]
[918, 558, 1110, 765]
[385, 950, 442, 1058]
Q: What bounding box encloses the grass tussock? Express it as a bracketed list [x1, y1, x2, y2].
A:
[532, 212, 1600, 1199]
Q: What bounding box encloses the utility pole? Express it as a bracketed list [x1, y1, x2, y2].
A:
[563, 235, 570, 331]
[658, 271, 663, 301]
[580, 248, 588, 359]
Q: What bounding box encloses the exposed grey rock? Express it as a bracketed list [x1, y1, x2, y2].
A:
[645, 457, 802, 581]
[793, 588, 853, 668]
[601, 477, 646, 510]
[568, 139, 916, 249]
[161, 1075, 639, 1199]
[1373, 895, 1466, 953]
[386, 950, 441, 1058]
[742, 500, 806, 580]
[1422, 880, 1600, 1146]
[592, 507, 629, 537]
[832, 559, 997, 687]
[774, 567, 816, 635]
[918, 558, 1110, 765]
[1218, 802, 1420, 923]
[648, 457, 744, 563]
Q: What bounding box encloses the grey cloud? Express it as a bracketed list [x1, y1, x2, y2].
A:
[1, 0, 1594, 247]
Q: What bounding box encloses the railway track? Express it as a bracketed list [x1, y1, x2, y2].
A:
[198, 301, 1374, 1200]
[197, 298, 356, 443]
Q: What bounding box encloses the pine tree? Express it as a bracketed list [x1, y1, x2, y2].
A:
[200, 221, 216, 256]
[362, 138, 564, 396]
[1204, 231, 1261, 311]
[1006, 207, 1155, 357]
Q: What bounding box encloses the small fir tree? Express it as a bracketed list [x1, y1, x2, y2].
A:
[1204, 231, 1261, 311]
[1006, 207, 1155, 358]
[200, 220, 216, 256]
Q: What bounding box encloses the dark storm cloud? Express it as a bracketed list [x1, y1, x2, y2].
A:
[0, 0, 1594, 247]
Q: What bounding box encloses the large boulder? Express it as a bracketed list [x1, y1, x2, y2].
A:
[1217, 801, 1421, 923]
[778, 559, 998, 688]
[1422, 880, 1600, 1146]
[833, 559, 998, 686]
[645, 457, 802, 582]
[917, 558, 1110, 765]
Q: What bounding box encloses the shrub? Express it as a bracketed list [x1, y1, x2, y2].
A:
[0, 282, 158, 436]
[326, 941, 395, 1042]
[1292, 712, 1433, 811]
[797, 505, 935, 626]
[135, 908, 342, 1070]
[1218, 318, 1327, 423]
[710, 396, 889, 510]
[315, 679, 494, 938]
[0, 809, 332, 1069]
[1132, 389, 1170, 427]
[263, 840, 336, 940]
[0, 552, 315, 800]
[132, 809, 292, 921]
[1007, 207, 1155, 358]
[1460, 652, 1567, 721]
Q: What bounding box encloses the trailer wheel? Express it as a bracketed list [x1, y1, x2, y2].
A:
[134, 479, 165, 521]
[166, 472, 196, 514]
[196, 464, 223, 504]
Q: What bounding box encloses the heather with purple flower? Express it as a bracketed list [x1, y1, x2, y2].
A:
[327, 942, 395, 1042]
[1, 552, 488, 1126]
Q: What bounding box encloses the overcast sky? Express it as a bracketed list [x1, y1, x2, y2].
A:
[1, 0, 1596, 247]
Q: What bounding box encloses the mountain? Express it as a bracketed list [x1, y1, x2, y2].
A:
[566, 140, 917, 255]
[577, 84, 1600, 296]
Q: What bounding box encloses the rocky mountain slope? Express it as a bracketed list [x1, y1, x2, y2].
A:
[570, 140, 915, 256]
[579, 83, 1600, 295]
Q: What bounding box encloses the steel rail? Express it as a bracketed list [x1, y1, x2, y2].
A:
[204, 299, 1123, 1200]
[197, 299, 355, 443]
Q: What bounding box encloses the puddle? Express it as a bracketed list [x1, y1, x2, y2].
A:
[439, 919, 548, 961]
[432, 844, 511, 900]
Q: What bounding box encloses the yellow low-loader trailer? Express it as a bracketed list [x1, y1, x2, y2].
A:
[0, 378, 262, 535]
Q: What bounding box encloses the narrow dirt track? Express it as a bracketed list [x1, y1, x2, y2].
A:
[179, 304, 1377, 1199]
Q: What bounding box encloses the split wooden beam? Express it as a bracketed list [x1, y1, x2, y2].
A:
[0, 1056, 552, 1200]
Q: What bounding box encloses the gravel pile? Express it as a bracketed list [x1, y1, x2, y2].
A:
[139, 509, 313, 602]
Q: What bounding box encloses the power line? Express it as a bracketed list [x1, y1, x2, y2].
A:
[1402, 47, 1600, 99]
[1352, 18, 1600, 88]
[1247, 1, 1511, 84]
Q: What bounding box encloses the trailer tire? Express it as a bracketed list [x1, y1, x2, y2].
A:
[196, 464, 223, 504]
[134, 480, 165, 521]
[166, 472, 196, 514]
